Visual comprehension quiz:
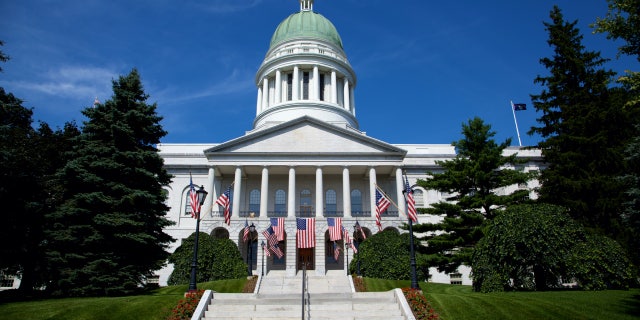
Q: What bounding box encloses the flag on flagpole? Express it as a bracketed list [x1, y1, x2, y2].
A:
[327, 217, 342, 241]
[216, 185, 232, 225]
[243, 220, 250, 242]
[375, 186, 391, 231]
[333, 242, 341, 261]
[270, 217, 285, 241]
[263, 242, 271, 257]
[511, 101, 527, 111]
[404, 175, 418, 223]
[188, 173, 200, 219]
[296, 218, 316, 248]
[262, 226, 284, 258]
[271, 243, 284, 259]
[355, 220, 366, 240]
[342, 226, 357, 254]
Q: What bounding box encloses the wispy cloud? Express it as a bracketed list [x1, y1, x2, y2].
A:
[189, 0, 263, 14]
[4, 66, 116, 99]
[158, 68, 254, 104]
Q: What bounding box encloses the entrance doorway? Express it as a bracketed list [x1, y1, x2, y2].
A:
[297, 248, 315, 271]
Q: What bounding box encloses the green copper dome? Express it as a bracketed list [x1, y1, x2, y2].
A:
[269, 11, 343, 50]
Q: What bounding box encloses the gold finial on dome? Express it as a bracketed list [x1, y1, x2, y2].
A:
[300, 0, 313, 12]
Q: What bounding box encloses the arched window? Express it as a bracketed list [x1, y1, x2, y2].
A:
[351, 189, 362, 213]
[184, 189, 193, 216]
[275, 189, 286, 214]
[249, 189, 260, 214]
[413, 189, 424, 207]
[300, 189, 312, 207]
[325, 189, 337, 213]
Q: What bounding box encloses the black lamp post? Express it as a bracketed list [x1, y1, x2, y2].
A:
[261, 240, 265, 276]
[188, 185, 208, 292]
[345, 241, 349, 276]
[403, 184, 419, 290]
[247, 223, 256, 276]
[353, 224, 361, 276]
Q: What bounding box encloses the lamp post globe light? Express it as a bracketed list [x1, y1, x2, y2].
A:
[188, 186, 208, 292]
[248, 223, 256, 276]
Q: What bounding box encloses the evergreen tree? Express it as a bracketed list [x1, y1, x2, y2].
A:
[46, 69, 174, 296]
[529, 6, 634, 235]
[415, 117, 533, 273]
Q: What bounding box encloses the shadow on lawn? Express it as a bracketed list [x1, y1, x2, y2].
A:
[622, 294, 640, 317]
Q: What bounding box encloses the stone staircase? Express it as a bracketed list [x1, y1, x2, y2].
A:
[197, 270, 413, 320]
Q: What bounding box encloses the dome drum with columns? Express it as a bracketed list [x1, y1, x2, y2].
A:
[155, 0, 544, 286]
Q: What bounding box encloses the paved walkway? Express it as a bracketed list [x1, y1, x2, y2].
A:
[258, 270, 351, 294]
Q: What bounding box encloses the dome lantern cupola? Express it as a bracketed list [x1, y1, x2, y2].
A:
[252, 1, 358, 132]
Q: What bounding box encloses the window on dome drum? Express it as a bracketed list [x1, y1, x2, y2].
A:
[325, 189, 337, 215]
[302, 72, 309, 100]
[275, 189, 286, 214]
[351, 189, 362, 213]
[249, 189, 260, 215]
[184, 190, 192, 216]
[286, 73, 293, 101]
[336, 78, 344, 106]
[319, 74, 325, 101]
[413, 189, 424, 207]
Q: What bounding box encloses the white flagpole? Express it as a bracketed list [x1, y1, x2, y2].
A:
[510, 100, 523, 147]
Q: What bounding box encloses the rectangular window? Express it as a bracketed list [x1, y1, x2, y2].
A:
[286, 73, 293, 101]
[319, 74, 325, 101]
[302, 72, 309, 100]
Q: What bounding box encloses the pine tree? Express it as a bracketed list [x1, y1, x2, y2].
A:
[46, 69, 174, 296]
[529, 6, 634, 234]
[415, 117, 534, 273]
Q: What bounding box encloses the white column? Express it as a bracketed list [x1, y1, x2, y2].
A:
[205, 166, 216, 217]
[343, 79, 350, 111]
[275, 70, 282, 104]
[292, 66, 299, 101]
[396, 167, 406, 218]
[350, 86, 356, 115]
[288, 167, 296, 218]
[260, 166, 269, 218]
[369, 167, 376, 220]
[256, 86, 262, 114]
[231, 167, 243, 221]
[312, 65, 319, 101]
[331, 70, 337, 104]
[262, 78, 269, 110]
[343, 167, 351, 217]
[316, 167, 323, 217]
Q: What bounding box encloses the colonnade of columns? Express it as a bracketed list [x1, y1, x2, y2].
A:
[256, 67, 354, 114]
[203, 166, 407, 218]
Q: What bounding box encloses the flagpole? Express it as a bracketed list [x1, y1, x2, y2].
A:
[510, 100, 523, 147]
[374, 183, 408, 219]
[401, 173, 419, 290]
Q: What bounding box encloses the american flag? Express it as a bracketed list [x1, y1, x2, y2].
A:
[262, 226, 278, 247]
[262, 241, 271, 257]
[375, 187, 391, 231]
[243, 220, 250, 242]
[333, 242, 341, 261]
[270, 217, 285, 241]
[327, 217, 342, 241]
[216, 185, 232, 225]
[271, 243, 284, 259]
[355, 220, 366, 240]
[342, 226, 357, 254]
[404, 175, 418, 223]
[189, 174, 200, 219]
[296, 218, 315, 248]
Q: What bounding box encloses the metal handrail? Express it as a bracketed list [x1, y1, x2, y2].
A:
[301, 263, 309, 320]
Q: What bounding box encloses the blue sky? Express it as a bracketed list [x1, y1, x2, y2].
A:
[1, 0, 638, 146]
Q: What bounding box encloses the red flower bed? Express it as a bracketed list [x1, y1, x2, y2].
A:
[167, 290, 205, 320]
[402, 288, 440, 320]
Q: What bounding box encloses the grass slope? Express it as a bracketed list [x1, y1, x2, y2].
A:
[363, 278, 640, 320]
[0, 279, 246, 320]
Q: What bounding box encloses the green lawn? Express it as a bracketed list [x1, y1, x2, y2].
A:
[363, 278, 640, 320]
[0, 279, 246, 320]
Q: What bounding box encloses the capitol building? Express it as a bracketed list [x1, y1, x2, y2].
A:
[155, 0, 542, 286]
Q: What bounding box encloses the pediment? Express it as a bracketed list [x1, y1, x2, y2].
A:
[204, 116, 406, 157]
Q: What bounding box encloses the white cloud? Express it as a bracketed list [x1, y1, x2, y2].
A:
[158, 68, 254, 104]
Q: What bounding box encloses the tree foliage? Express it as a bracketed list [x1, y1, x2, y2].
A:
[45, 69, 174, 296]
[353, 229, 427, 281]
[414, 117, 534, 273]
[168, 233, 246, 285]
[529, 6, 635, 236]
[593, 0, 640, 59]
[472, 204, 633, 292]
